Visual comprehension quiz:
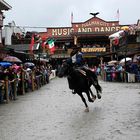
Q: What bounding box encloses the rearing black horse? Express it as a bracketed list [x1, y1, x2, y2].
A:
[58, 60, 102, 112]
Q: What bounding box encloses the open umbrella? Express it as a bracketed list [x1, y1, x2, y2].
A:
[119, 57, 132, 64]
[0, 62, 12, 68]
[109, 30, 124, 39]
[3, 56, 22, 63]
[136, 56, 140, 61]
[121, 26, 129, 31]
[24, 62, 35, 68]
[108, 60, 118, 65]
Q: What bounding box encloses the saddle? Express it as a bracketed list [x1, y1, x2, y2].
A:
[75, 66, 94, 77]
[76, 66, 98, 85]
[77, 69, 87, 76]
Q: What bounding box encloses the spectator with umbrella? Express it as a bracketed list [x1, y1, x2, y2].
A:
[3, 56, 22, 63]
[0, 62, 12, 68]
[0, 66, 5, 103]
[24, 62, 35, 69]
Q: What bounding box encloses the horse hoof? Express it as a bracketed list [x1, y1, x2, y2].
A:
[84, 107, 89, 112]
[88, 99, 94, 102]
[92, 95, 96, 101]
[97, 94, 101, 99]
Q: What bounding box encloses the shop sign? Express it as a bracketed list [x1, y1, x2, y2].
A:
[81, 20, 111, 27]
[51, 28, 74, 36]
[81, 47, 106, 53]
[47, 17, 120, 37]
[48, 26, 120, 37]
[76, 26, 120, 33]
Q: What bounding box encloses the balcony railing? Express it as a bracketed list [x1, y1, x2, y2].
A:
[54, 48, 67, 54]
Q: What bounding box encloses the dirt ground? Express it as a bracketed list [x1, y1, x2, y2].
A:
[0, 77, 140, 140]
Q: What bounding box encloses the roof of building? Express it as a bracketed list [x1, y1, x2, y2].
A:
[6, 44, 39, 51]
[0, 0, 12, 10]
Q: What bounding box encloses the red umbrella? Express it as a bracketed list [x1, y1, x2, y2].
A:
[3, 56, 22, 63]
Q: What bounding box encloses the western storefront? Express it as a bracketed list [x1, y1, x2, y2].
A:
[39, 15, 137, 67]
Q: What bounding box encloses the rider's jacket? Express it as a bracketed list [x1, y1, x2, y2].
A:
[71, 51, 84, 67]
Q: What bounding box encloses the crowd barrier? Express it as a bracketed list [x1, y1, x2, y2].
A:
[102, 70, 140, 83]
[0, 70, 56, 104]
[49, 70, 56, 80]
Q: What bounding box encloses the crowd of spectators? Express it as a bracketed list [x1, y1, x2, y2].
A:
[102, 60, 140, 82]
[0, 63, 53, 104]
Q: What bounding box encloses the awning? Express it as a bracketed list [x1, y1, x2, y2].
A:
[6, 44, 39, 51]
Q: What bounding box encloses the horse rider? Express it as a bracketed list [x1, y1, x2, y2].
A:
[70, 46, 84, 67]
[69, 46, 100, 94]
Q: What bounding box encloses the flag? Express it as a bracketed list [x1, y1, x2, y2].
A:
[36, 43, 40, 50]
[47, 39, 55, 54]
[29, 35, 35, 53]
[116, 9, 120, 21]
[34, 34, 42, 43]
[71, 12, 73, 24]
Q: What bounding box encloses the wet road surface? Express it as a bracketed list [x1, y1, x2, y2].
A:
[0, 77, 140, 140]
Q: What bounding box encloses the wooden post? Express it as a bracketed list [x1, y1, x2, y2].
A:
[13, 74, 17, 100]
[21, 70, 25, 95]
[74, 36, 78, 45]
[31, 70, 35, 91]
[110, 39, 113, 60]
[5, 76, 9, 103]
[100, 57, 103, 66]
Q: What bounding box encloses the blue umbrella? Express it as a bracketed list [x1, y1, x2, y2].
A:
[0, 62, 12, 68]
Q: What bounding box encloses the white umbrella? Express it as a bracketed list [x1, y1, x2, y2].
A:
[119, 57, 132, 64]
[109, 30, 124, 39]
[108, 60, 118, 65]
[3, 56, 22, 63]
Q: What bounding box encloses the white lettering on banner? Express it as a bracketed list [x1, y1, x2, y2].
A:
[94, 27, 120, 32]
[82, 21, 110, 27]
[63, 29, 67, 35]
[81, 48, 106, 53]
[51, 26, 120, 36]
[52, 29, 58, 36]
[52, 28, 74, 36]
[105, 27, 111, 32]
[100, 27, 105, 32]
[95, 27, 100, 32]
[78, 28, 92, 32]
[58, 29, 62, 36]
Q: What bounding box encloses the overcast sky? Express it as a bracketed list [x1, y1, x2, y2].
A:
[3, 0, 140, 32]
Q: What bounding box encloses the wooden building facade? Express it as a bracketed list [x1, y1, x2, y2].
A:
[38, 16, 139, 66]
